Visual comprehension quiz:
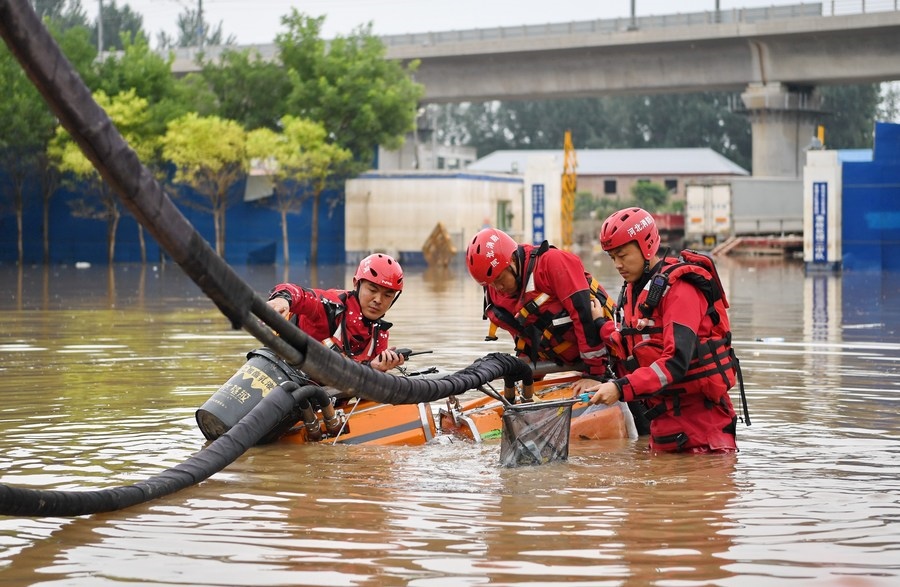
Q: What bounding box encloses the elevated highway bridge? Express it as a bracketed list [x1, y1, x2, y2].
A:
[171, 2, 900, 177]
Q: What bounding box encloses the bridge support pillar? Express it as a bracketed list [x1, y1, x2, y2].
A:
[741, 82, 823, 178]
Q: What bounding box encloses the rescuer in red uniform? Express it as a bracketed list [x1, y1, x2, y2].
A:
[266, 253, 406, 371]
[465, 227, 616, 384]
[573, 207, 741, 453]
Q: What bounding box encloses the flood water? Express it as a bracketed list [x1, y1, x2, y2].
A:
[1, 254, 899, 587]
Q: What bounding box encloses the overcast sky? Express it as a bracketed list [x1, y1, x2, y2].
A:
[85, 0, 817, 47]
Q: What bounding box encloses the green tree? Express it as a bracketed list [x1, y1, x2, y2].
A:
[155, 6, 235, 49]
[0, 19, 97, 265]
[161, 113, 247, 257]
[33, 0, 89, 32]
[818, 84, 881, 149]
[247, 116, 352, 265]
[879, 82, 900, 123]
[277, 12, 424, 171]
[93, 34, 180, 138]
[573, 192, 595, 220]
[166, 72, 220, 120]
[436, 93, 752, 170]
[93, 0, 144, 53]
[48, 89, 156, 263]
[0, 43, 56, 264]
[436, 84, 887, 173]
[618, 93, 751, 171]
[199, 48, 292, 131]
[631, 181, 669, 212]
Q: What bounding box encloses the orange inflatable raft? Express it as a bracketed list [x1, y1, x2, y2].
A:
[198, 349, 638, 446]
[436, 371, 639, 443]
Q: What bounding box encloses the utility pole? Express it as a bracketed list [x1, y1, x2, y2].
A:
[97, 0, 103, 57]
[197, 0, 204, 49]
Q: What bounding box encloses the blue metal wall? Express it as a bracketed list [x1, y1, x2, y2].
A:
[841, 121, 900, 272]
[0, 178, 345, 266]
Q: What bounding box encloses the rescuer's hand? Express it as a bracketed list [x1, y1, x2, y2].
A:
[370, 348, 405, 372]
[572, 379, 621, 406]
[267, 297, 291, 319]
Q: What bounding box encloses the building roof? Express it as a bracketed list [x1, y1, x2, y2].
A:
[837, 149, 873, 163]
[467, 147, 749, 176]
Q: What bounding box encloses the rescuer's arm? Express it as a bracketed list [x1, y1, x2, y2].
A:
[616, 281, 705, 401]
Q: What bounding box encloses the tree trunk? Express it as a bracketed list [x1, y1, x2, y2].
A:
[12, 173, 25, 266]
[107, 208, 120, 264]
[138, 224, 146, 264]
[214, 191, 227, 258]
[16, 204, 23, 266]
[310, 190, 320, 266]
[41, 163, 59, 265]
[42, 198, 50, 264]
[213, 204, 223, 257]
[281, 208, 290, 265]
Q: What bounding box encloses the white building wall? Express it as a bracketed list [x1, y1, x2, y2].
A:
[523, 155, 564, 246]
[345, 171, 525, 264]
[802, 150, 842, 269]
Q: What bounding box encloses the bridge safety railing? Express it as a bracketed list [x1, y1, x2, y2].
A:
[379, 0, 898, 48]
[164, 0, 900, 73]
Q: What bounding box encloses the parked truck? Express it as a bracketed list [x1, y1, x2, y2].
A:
[685, 182, 732, 248]
[685, 178, 803, 249]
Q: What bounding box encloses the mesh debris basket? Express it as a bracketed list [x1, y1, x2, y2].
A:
[499, 399, 576, 467]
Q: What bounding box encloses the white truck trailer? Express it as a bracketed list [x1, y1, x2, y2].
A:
[685, 178, 803, 248]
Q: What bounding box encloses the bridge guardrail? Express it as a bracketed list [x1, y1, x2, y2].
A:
[378, 0, 897, 48]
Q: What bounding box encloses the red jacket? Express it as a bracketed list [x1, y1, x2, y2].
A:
[269, 283, 391, 363]
[483, 242, 612, 377]
[611, 257, 738, 452]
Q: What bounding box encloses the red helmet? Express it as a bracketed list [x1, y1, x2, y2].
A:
[599, 207, 659, 260]
[466, 228, 518, 286]
[355, 253, 403, 291]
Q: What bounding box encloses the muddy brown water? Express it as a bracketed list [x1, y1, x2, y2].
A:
[1, 255, 898, 586]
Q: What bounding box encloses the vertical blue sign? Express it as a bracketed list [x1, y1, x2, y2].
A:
[812, 182, 828, 263]
[532, 184, 545, 245]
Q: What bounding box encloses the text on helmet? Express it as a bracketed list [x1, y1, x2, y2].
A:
[628, 215, 655, 238]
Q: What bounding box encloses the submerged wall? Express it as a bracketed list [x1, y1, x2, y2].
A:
[0, 179, 345, 266]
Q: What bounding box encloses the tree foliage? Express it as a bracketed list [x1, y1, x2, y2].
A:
[247, 116, 352, 264]
[155, 7, 235, 50]
[818, 84, 881, 149]
[32, 0, 89, 32]
[93, 33, 170, 98]
[0, 20, 96, 264]
[161, 113, 248, 256]
[93, 0, 144, 52]
[433, 84, 889, 173]
[631, 181, 670, 212]
[49, 89, 154, 263]
[200, 48, 292, 131]
[278, 11, 424, 171]
[435, 93, 752, 170]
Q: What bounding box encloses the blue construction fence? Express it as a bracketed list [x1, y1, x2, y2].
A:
[0, 176, 346, 266]
[841, 121, 900, 272]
